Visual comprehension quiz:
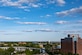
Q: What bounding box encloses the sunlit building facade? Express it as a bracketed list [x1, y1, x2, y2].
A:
[61, 34, 82, 55]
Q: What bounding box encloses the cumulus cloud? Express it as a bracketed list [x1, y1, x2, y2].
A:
[35, 29, 54, 32]
[55, 20, 68, 24]
[40, 14, 51, 18]
[55, 20, 82, 24]
[56, 6, 82, 17]
[56, 0, 66, 6]
[46, 14, 51, 17]
[0, 15, 20, 20]
[0, 0, 22, 7]
[46, 0, 66, 6]
[17, 21, 47, 25]
[29, 3, 40, 8]
[0, 0, 41, 10]
[46, 0, 55, 4]
[0, 0, 66, 11]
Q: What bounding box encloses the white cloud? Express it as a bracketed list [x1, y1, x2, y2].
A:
[46, 0, 55, 4]
[46, 0, 66, 6]
[35, 29, 54, 32]
[40, 14, 51, 18]
[0, 0, 66, 11]
[56, 11, 68, 16]
[56, 20, 68, 24]
[29, 3, 40, 8]
[0, 0, 41, 11]
[17, 21, 47, 25]
[0, 0, 21, 7]
[56, 0, 66, 6]
[0, 15, 20, 20]
[56, 6, 82, 17]
[55, 20, 82, 24]
[46, 14, 51, 17]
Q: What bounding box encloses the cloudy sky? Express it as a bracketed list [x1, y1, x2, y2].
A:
[0, 0, 82, 41]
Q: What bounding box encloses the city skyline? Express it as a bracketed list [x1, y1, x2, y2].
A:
[0, 0, 82, 41]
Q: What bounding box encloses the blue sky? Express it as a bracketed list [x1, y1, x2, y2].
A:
[0, 0, 82, 41]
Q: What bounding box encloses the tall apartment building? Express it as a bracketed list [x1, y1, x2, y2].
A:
[61, 34, 82, 55]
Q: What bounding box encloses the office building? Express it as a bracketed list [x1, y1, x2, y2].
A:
[61, 34, 82, 55]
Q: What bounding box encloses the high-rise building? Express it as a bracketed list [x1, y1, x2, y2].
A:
[61, 34, 82, 55]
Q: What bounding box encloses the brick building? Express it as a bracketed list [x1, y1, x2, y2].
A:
[61, 34, 82, 55]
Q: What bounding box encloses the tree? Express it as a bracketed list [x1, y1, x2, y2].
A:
[25, 49, 33, 55]
[33, 49, 40, 54]
[6, 47, 15, 54]
[0, 48, 10, 55]
[44, 43, 52, 54]
[0, 48, 5, 55]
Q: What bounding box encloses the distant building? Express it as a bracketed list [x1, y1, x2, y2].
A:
[61, 34, 82, 55]
[0, 47, 40, 51]
[18, 42, 27, 45]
